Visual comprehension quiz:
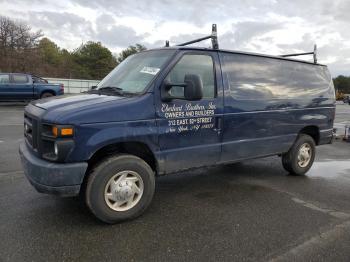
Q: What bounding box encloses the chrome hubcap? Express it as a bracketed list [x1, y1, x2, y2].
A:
[104, 171, 144, 211]
[297, 143, 312, 168]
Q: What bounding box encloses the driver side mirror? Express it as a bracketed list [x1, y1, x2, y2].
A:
[161, 74, 203, 102]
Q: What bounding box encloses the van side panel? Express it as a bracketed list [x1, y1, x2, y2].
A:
[219, 52, 335, 162]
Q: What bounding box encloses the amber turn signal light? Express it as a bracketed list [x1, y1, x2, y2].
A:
[61, 128, 74, 136]
[52, 126, 58, 137]
[52, 126, 74, 137]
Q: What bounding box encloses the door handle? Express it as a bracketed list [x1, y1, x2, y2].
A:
[214, 116, 222, 133]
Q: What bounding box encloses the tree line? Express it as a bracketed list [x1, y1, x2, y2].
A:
[333, 75, 350, 95]
[0, 16, 146, 80]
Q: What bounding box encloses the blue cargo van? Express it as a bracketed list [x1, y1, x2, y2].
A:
[19, 26, 335, 223]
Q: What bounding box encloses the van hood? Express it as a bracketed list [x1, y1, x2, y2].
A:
[32, 94, 123, 111]
[30, 92, 154, 124]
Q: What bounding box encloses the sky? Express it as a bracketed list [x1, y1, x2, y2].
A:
[0, 0, 349, 76]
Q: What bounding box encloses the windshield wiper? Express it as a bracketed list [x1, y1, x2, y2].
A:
[99, 86, 123, 92]
[87, 86, 136, 97]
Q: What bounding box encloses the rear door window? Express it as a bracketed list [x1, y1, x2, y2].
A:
[12, 74, 29, 84]
[222, 54, 282, 100]
[221, 53, 330, 100]
[32, 76, 47, 83]
[0, 74, 10, 84]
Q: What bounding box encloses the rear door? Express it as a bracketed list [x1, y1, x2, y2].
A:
[0, 74, 11, 101]
[9, 74, 33, 100]
[155, 50, 224, 173]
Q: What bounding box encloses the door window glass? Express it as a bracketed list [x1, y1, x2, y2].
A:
[12, 74, 29, 84]
[166, 54, 215, 99]
[0, 74, 10, 84]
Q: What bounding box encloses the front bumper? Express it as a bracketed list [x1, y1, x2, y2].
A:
[19, 141, 88, 196]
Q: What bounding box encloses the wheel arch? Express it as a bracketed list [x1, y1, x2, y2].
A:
[87, 141, 158, 175]
[40, 89, 56, 97]
[298, 125, 320, 145]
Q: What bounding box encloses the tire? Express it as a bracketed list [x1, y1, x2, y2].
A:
[282, 134, 316, 176]
[85, 154, 155, 224]
[41, 92, 54, 98]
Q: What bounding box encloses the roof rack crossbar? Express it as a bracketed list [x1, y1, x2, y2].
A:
[177, 35, 212, 46]
[281, 44, 317, 63]
[165, 24, 219, 49]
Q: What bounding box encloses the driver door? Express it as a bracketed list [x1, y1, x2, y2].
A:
[156, 51, 224, 174]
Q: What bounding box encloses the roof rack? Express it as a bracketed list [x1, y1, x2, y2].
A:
[165, 24, 219, 49]
[164, 25, 317, 64]
[281, 44, 318, 64]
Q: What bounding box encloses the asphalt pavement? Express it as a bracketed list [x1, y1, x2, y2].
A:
[0, 102, 350, 262]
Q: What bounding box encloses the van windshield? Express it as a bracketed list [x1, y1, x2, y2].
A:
[97, 50, 175, 95]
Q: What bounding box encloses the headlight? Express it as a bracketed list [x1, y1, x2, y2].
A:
[41, 124, 75, 162]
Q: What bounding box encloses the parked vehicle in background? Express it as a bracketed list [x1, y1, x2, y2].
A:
[343, 95, 350, 104]
[19, 25, 335, 224]
[0, 73, 64, 101]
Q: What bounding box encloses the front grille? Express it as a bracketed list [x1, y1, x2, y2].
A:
[24, 114, 39, 150]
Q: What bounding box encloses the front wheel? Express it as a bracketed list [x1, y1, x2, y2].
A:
[85, 154, 155, 223]
[282, 134, 316, 176]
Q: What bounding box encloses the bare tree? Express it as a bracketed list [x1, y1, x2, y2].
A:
[0, 16, 42, 72]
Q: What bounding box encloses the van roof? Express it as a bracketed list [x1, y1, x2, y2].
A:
[147, 46, 326, 67]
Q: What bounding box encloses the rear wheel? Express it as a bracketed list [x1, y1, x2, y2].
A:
[85, 154, 155, 223]
[282, 134, 316, 176]
[40, 92, 54, 98]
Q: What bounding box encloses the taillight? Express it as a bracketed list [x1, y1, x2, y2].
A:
[60, 84, 64, 92]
